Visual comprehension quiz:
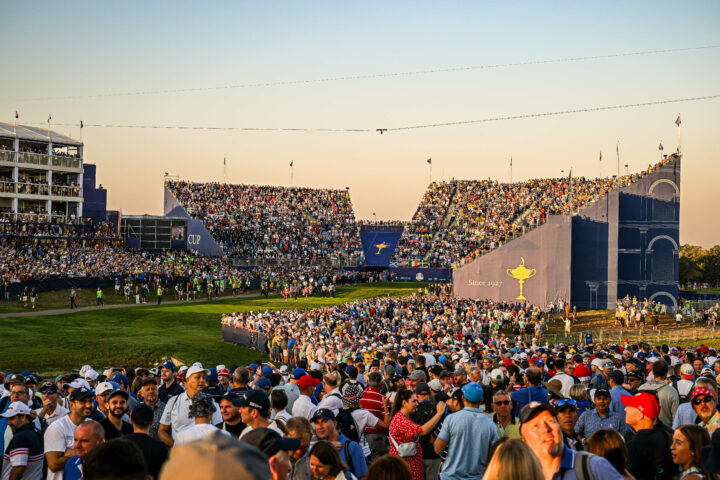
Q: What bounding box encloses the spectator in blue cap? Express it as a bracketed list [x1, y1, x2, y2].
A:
[434, 382, 499, 479]
[159, 361, 184, 404]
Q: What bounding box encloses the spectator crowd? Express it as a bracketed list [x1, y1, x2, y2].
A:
[166, 181, 363, 264]
[5, 290, 720, 479]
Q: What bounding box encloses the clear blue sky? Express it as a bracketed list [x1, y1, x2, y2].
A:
[1, 1, 719, 246]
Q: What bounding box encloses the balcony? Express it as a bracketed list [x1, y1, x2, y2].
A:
[0, 181, 82, 199]
[0, 150, 82, 171]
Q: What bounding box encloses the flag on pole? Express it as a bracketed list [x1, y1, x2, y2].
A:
[510, 156, 512, 167]
[675, 114, 681, 127]
[223, 157, 226, 166]
[80, 120, 83, 129]
[599, 151, 602, 162]
[427, 158, 432, 165]
[15, 111, 18, 120]
[48, 114, 51, 123]
[290, 160, 293, 167]
[659, 142, 663, 151]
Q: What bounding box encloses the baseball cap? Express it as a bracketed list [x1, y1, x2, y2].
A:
[409, 370, 427, 381]
[238, 390, 270, 412]
[261, 366, 273, 377]
[65, 378, 91, 391]
[461, 382, 483, 403]
[39, 382, 58, 394]
[108, 389, 130, 401]
[222, 393, 244, 407]
[626, 371, 644, 381]
[290, 368, 307, 380]
[602, 360, 614, 369]
[217, 368, 231, 378]
[691, 387, 714, 403]
[161, 361, 177, 371]
[0, 401, 31, 418]
[490, 369, 504, 383]
[69, 387, 94, 402]
[186, 364, 210, 379]
[131, 404, 155, 425]
[621, 392, 660, 419]
[311, 408, 336, 422]
[111, 374, 129, 387]
[243, 428, 300, 458]
[414, 382, 430, 396]
[439, 370, 451, 379]
[4, 373, 25, 386]
[95, 382, 114, 396]
[255, 378, 271, 390]
[594, 388, 611, 398]
[454, 365, 467, 376]
[428, 379, 443, 392]
[297, 375, 321, 390]
[159, 430, 271, 480]
[519, 401, 557, 426]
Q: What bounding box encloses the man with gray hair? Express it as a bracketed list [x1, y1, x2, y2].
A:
[173, 393, 230, 446]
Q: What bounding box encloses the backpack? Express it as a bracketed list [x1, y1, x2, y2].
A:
[671, 378, 691, 404]
[572, 451, 595, 480]
[336, 407, 361, 443]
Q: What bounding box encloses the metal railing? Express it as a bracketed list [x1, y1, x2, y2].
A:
[0, 151, 82, 169]
[0, 181, 82, 197]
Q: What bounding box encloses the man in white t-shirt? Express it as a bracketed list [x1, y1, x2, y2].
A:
[158, 364, 222, 447]
[44, 387, 94, 480]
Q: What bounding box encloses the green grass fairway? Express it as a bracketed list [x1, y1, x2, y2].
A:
[0, 282, 423, 373]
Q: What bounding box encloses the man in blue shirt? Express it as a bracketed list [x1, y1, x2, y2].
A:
[434, 382, 498, 479]
[608, 370, 631, 414]
[520, 402, 623, 479]
[63, 420, 105, 480]
[512, 367, 548, 415]
[574, 389, 627, 440]
[311, 408, 367, 479]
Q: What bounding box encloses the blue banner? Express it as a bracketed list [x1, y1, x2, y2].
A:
[390, 267, 453, 283]
[360, 230, 403, 267]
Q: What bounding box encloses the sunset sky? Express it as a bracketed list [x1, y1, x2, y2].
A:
[1, 1, 718, 247]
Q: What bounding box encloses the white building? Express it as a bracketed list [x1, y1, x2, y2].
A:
[0, 122, 84, 223]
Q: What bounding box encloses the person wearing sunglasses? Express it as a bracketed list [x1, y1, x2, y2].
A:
[491, 390, 519, 438]
[35, 382, 69, 428]
[692, 386, 720, 435]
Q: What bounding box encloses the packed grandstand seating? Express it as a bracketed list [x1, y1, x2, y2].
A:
[393, 155, 676, 268]
[166, 181, 363, 264]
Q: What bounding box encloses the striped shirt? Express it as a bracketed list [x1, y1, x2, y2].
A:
[2, 423, 44, 480]
[360, 387, 386, 435]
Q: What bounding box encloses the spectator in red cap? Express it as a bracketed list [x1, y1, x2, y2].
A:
[691, 385, 720, 435]
[622, 392, 677, 479]
[292, 376, 320, 421]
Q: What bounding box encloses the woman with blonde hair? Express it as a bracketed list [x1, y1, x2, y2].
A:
[586, 429, 635, 480]
[481, 437, 544, 480]
[671, 424, 714, 480]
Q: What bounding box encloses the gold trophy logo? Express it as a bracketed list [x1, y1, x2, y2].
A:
[506, 257, 537, 300]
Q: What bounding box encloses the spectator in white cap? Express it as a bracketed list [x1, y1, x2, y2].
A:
[45, 386, 95, 480]
[1, 401, 44, 480]
[158, 363, 222, 447]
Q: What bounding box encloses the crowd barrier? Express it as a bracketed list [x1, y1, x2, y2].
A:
[221, 325, 268, 352]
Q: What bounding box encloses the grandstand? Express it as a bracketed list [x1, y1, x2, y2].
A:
[164, 180, 363, 264]
[453, 154, 681, 310]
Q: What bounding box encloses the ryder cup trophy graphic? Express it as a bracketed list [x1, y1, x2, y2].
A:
[506, 257, 537, 301]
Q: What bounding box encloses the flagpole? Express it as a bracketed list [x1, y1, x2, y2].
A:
[599, 151, 602, 178]
[510, 156, 513, 184]
[676, 114, 682, 154]
[616, 141, 620, 179]
[659, 142, 664, 163]
[290, 161, 294, 187]
[223, 157, 227, 184]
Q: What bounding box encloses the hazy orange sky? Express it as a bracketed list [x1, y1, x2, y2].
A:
[1, 2, 718, 247]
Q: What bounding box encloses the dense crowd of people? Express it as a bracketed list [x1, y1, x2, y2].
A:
[5, 290, 720, 479]
[167, 181, 363, 264]
[394, 155, 677, 268]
